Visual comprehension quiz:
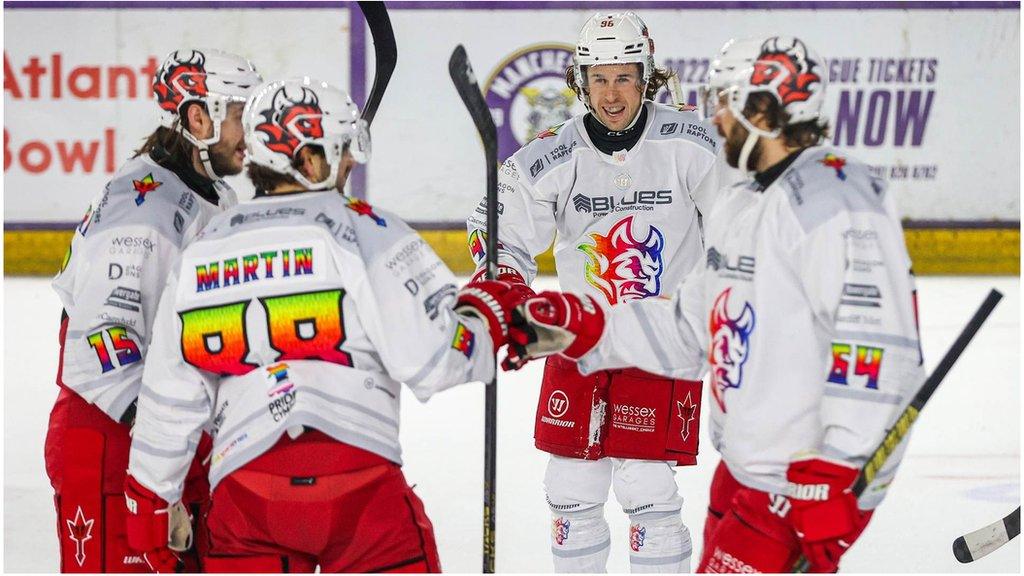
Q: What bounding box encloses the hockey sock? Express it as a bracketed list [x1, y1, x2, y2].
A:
[627, 510, 693, 573]
[550, 505, 611, 573]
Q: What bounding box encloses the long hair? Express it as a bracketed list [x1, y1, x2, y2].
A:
[132, 102, 203, 165]
[565, 63, 675, 102]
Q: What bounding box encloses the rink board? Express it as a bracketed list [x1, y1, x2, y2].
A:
[5, 224, 1019, 276]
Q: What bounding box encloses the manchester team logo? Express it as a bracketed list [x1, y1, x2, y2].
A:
[484, 43, 585, 160]
[66, 506, 94, 567]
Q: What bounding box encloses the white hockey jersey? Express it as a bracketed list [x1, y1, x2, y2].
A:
[467, 102, 719, 306]
[52, 154, 234, 421]
[578, 146, 925, 509]
[128, 191, 495, 504]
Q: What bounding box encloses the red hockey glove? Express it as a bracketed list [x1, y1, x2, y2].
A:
[124, 475, 187, 573]
[456, 279, 529, 353]
[469, 265, 537, 307]
[503, 291, 605, 371]
[786, 457, 864, 573]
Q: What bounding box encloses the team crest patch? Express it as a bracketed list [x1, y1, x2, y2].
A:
[578, 216, 665, 305]
[484, 43, 585, 160]
[132, 174, 162, 206]
[451, 322, 475, 357]
[346, 197, 387, 227]
[708, 288, 756, 412]
[553, 517, 571, 545]
[66, 506, 94, 567]
[820, 153, 848, 180]
[630, 523, 647, 551]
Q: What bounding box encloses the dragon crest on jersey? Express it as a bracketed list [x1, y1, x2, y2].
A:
[708, 288, 756, 411]
[578, 216, 664, 305]
[750, 38, 822, 105]
[154, 50, 208, 113]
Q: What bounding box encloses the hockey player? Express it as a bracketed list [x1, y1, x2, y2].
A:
[465, 11, 718, 573]
[45, 49, 261, 573]
[122, 78, 522, 573]
[500, 37, 925, 573]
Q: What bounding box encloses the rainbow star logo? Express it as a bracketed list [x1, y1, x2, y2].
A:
[132, 173, 162, 205]
[820, 153, 847, 181]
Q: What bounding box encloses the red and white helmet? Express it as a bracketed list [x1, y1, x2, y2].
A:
[718, 37, 827, 173]
[700, 38, 763, 119]
[572, 12, 656, 100]
[153, 48, 262, 178]
[243, 78, 370, 190]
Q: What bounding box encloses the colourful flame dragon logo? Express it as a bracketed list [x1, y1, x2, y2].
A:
[630, 523, 647, 552]
[708, 288, 756, 412]
[820, 153, 847, 181]
[750, 38, 821, 105]
[255, 86, 325, 158]
[553, 517, 571, 546]
[153, 50, 208, 113]
[578, 216, 664, 305]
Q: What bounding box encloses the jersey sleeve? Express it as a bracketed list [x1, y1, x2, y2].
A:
[465, 156, 557, 283]
[578, 262, 708, 380]
[127, 264, 215, 504]
[797, 199, 925, 506]
[352, 224, 495, 402]
[684, 118, 722, 218]
[56, 218, 196, 422]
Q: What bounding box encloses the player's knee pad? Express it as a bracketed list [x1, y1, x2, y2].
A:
[535, 355, 610, 459]
[611, 459, 684, 516]
[549, 505, 611, 573]
[544, 455, 613, 513]
[603, 370, 701, 465]
[627, 511, 693, 573]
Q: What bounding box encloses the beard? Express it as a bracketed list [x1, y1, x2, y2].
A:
[207, 138, 243, 177]
[723, 121, 763, 172]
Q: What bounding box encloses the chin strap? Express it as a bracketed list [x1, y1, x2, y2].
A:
[176, 124, 222, 180]
[737, 130, 760, 176]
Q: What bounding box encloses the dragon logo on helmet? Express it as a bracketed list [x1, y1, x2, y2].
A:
[254, 86, 325, 158]
[749, 37, 821, 105]
[153, 50, 209, 113]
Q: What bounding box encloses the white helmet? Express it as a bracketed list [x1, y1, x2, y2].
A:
[700, 38, 763, 119]
[720, 36, 827, 173]
[153, 48, 262, 178]
[572, 12, 656, 101]
[243, 77, 370, 190]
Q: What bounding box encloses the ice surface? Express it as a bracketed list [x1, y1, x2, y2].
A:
[4, 276, 1019, 572]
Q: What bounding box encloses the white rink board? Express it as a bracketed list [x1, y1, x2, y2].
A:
[3, 4, 1020, 225]
[4, 276, 1019, 573]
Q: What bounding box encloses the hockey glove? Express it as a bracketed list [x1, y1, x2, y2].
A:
[469, 266, 536, 306]
[785, 457, 864, 573]
[503, 291, 605, 371]
[456, 279, 530, 353]
[125, 475, 192, 573]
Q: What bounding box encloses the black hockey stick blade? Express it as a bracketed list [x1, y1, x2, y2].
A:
[793, 289, 1003, 573]
[953, 506, 1020, 563]
[357, 1, 396, 127]
[449, 43, 499, 574]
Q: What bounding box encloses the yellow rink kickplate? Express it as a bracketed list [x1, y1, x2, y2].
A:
[5, 226, 1019, 277]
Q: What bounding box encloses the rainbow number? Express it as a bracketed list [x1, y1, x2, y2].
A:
[87, 327, 142, 373]
[827, 343, 852, 385]
[179, 301, 255, 376]
[828, 342, 884, 389]
[261, 289, 352, 366]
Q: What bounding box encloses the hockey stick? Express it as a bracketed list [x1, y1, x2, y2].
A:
[793, 288, 1003, 573]
[953, 506, 1020, 563]
[449, 44, 499, 574]
[357, 1, 396, 128]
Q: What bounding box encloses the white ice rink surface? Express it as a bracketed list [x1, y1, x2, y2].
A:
[4, 276, 1020, 573]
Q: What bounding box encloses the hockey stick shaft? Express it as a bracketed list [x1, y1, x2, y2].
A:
[448, 44, 499, 574]
[794, 288, 1003, 572]
[953, 506, 1020, 563]
[357, 1, 396, 128]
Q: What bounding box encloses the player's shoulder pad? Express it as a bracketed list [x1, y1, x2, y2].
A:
[776, 145, 888, 233]
[511, 116, 582, 186]
[82, 156, 203, 246]
[645, 102, 719, 156]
